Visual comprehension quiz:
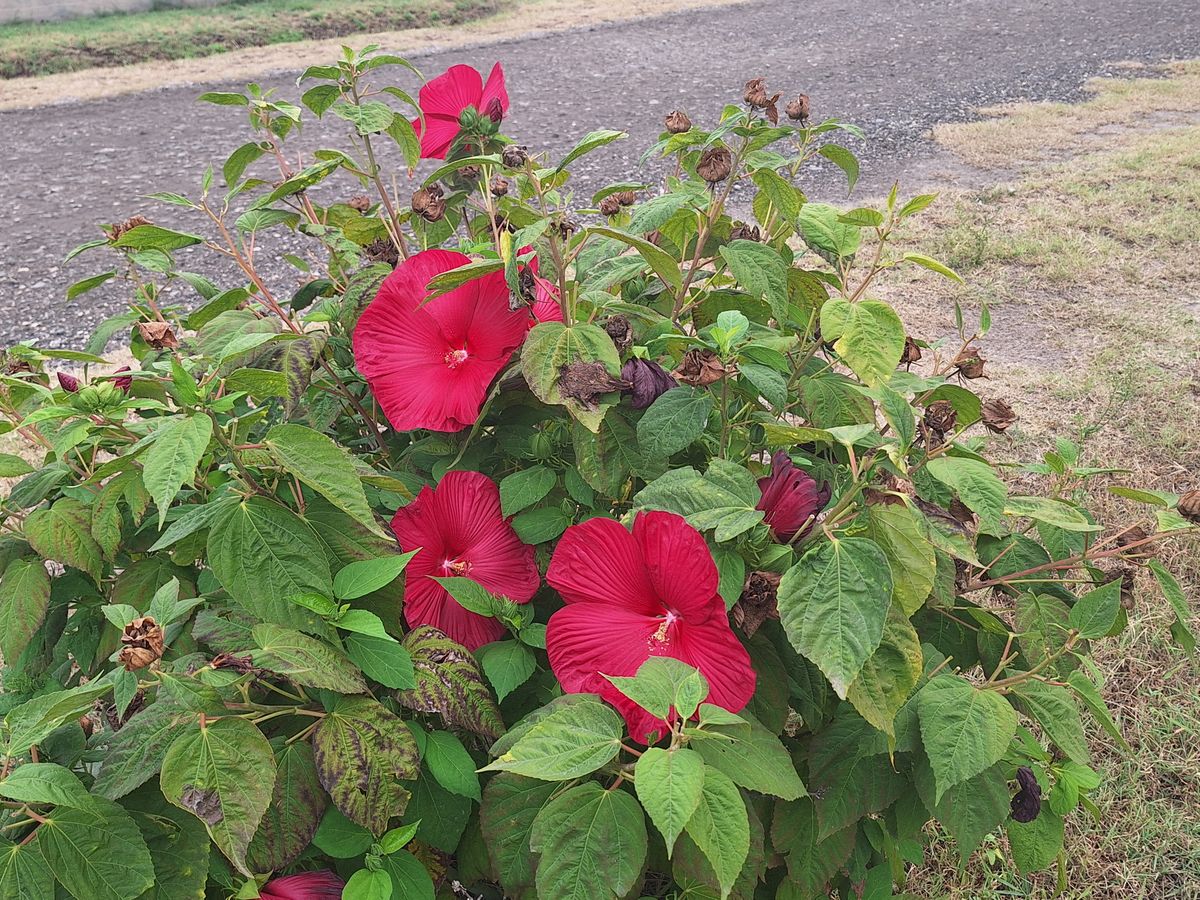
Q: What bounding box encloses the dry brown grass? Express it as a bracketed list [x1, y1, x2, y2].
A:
[879, 62, 1200, 899]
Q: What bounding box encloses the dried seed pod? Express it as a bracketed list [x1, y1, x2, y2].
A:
[743, 77, 769, 108]
[501, 144, 530, 168]
[1120, 568, 1136, 610]
[981, 398, 1018, 433]
[411, 185, 447, 222]
[347, 195, 371, 212]
[615, 190, 637, 207]
[598, 196, 622, 217]
[697, 147, 733, 184]
[1116, 525, 1155, 560]
[664, 109, 692, 134]
[489, 175, 510, 197]
[785, 94, 811, 123]
[365, 237, 400, 267]
[900, 336, 923, 366]
[1178, 489, 1200, 523]
[118, 616, 164, 672]
[602, 314, 633, 352]
[923, 399, 957, 436]
[673, 348, 733, 387]
[732, 571, 782, 637]
[953, 345, 986, 379]
[105, 215, 152, 242]
[137, 321, 179, 350]
[730, 222, 761, 242]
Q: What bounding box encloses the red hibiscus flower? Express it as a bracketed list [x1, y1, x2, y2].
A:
[545, 511, 756, 743]
[259, 870, 344, 899]
[520, 248, 564, 326]
[412, 63, 509, 159]
[353, 249, 530, 433]
[390, 470, 540, 651]
[756, 450, 830, 542]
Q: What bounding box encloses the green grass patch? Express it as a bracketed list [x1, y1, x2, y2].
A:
[0, 0, 502, 79]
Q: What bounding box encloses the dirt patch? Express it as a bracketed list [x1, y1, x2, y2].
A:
[0, 0, 749, 109]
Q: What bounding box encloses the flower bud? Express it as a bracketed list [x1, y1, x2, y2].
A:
[501, 144, 530, 168]
[664, 110, 692, 134]
[697, 147, 733, 184]
[484, 97, 505, 124]
[615, 190, 637, 207]
[953, 345, 986, 379]
[981, 398, 1017, 433]
[1178, 489, 1200, 522]
[603, 315, 633, 352]
[598, 196, 622, 217]
[785, 94, 811, 123]
[621, 358, 676, 409]
[490, 175, 510, 197]
[901, 336, 923, 366]
[137, 321, 179, 350]
[557, 362, 629, 411]
[673, 348, 733, 386]
[730, 222, 761, 242]
[57, 372, 80, 393]
[112, 366, 133, 394]
[347, 195, 371, 212]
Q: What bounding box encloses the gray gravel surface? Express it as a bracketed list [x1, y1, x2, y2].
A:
[2, 0, 1199, 349]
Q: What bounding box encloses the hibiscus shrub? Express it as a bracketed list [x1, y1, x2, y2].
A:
[1, 46, 1196, 900]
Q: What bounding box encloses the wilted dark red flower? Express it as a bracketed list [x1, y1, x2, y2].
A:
[602, 314, 633, 352]
[1010, 766, 1042, 823]
[391, 470, 539, 651]
[621, 358, 675, 409]
[57, 372, 80, 393]
[411, 63, 509, 159]
[260, 871, 345, 899]
[546, 511, 756, 742]
[757, 450, 830, 542]
[353, 249, 530, 432]
[664, 110, 692, 134]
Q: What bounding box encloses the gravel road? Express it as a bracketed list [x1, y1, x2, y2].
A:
[2, 0, 1199, 349]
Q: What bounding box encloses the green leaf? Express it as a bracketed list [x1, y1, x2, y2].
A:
[92, 704, 195, 800]
[0, 763, 91, 808]
[480, 774, 557, 899]
[159, 717, 276, 875]
[633, 459, 764, 541]
[818, 144, 860, 192]
[0, 454, 33, 478]
[332, 551, 417, 600]
[573, 406, 665, 496]
[344, 868, 392, 900]
[821, 298, 906, 386]
[847, 607, 923, 736]
[312, 697, 419, 834]
[511, 506, 571, 544]
[483, 697, 623, 780]
[345, 633, 416, 689]
[720, 241, 790, 324]
[903, 251, 963, 283]
[1149, 560, 1195, 651]
[332, 608, 392, 638]
[312, 806, 372, 858]
[3, 682, 111, 758]
[690, 712, 805, 800]
[1067, 669, 1129, 751]
[797, 202, 860, 265]
[397, 626, 505, 739]
[913, 758, 1009, 862]
[555, 129, 627, 172]
[683, 766, 750, 898]
[635, 748, 706, 853]
[637, 386, 714, 457]
[424, 730, 481, 801]
[925, 456, 1008, 533]
[1015, 593, 1073, 675]
[140, 415, 212, 528]
[38, 797, 154, 900]
[605, 656, 707, 725]
[66, 271, 117, 302]
[251, 623, 366, 692]
[588, 226, 683, 293]
[529, 782, 647, 900]
[520, 322, 623, 431]
[0, 558, 50, 665]
[1069, 579, 1122, 638]
[916, 675, 1017, 802]
[381, 851, 435, 900]
[207, 497, 333, 633]
[1006, 807, 1064, 874]
[265, 423, 383, 536]
[400, 767, 469, 852]
[862, 503, 936, 616]
[113, 224, 203, 252]
[123, 783, 210, 900]
[1012, 680, 1090, 764]
[24, 498, 102, 582]
[777, 537, 893, 697]
[772, 798, 857, 896]
[246, 742, 326, 872]
[499, 466, 557, 517]
[478, 640, 537, 702]
[0, 838, 53, 900]
[1005, 495, 1099, 532]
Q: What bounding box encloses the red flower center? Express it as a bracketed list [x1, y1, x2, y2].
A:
[444, 347, 470, 369]
[649, 609, 680, 646]
[441, 557, 473, 576]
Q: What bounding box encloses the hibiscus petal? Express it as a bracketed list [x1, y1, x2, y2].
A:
[632, 511, 720, 621]
[418, 64, 483, 119]
[479, 62, 511, 119]
[413, 113, 464, 160]
[673, 615, 757, 715]
[404, 572, 506, 651]
[546, 518, 659, 614]
[530, 274, 564, 324]
[422, 269, 529, 362]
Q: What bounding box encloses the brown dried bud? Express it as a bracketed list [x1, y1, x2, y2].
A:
[137, 321, 179, 350]
[1120, 568, 1136, 610]
[697, 147, 733, 184]
[598, 196, 622, 217]
[901, 336, 923, 366]
[732, 571, 782, 637]
[489, 175, 510, 197]
[602, 314, 633, 352]
[615, 190, 637, 207]
[347, 195, 371, 213]
[1178, 489, 1200, 523]
[645, 230, 663, 247]
[953, 345, 986, 379]
[923, 399, 957, 435]
[981, 399, 1018, 434]
[785, 94, 811, 123]
[665, 109, 692, 134]
[501, 144, 530, 168]
[743, 77, 769, 108]
[1117, 526, 1155, 560]
[411, 185, 447, 223]
[554, 217, 579, 239]
[104, 215, 152, 242]
[557, 362, 629, 410]
[118, 616, 164, 672]
[365, 237, 400, 267]
[674, 348, 734, 387]
[458, 165, 481, 181]
[730, 222, 761, 242]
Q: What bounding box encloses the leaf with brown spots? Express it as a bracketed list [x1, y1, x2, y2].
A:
[396, 626, 505, 740]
